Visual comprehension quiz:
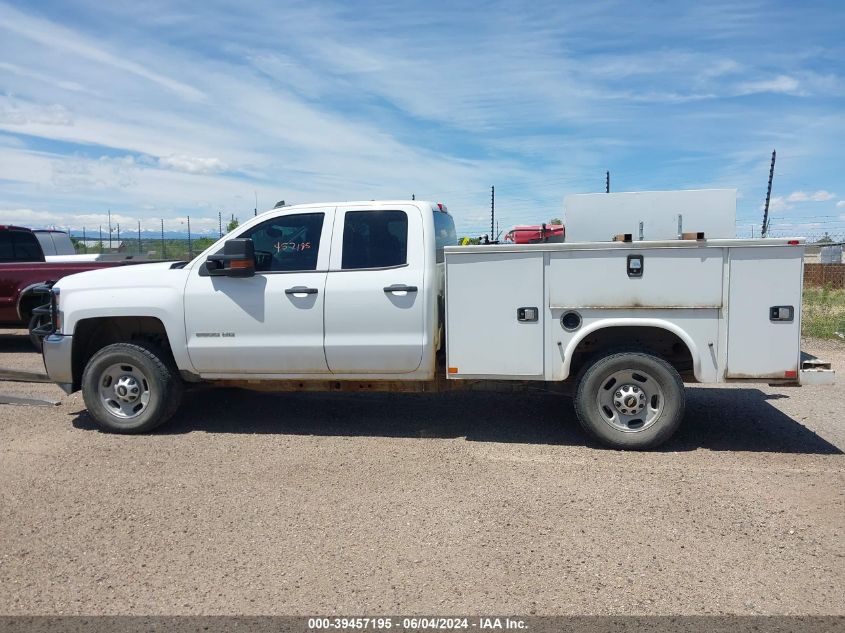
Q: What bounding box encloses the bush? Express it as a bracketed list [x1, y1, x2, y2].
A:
[802, 283, 845, 339]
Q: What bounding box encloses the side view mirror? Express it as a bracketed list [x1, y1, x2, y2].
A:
[205, 238, 255, 277]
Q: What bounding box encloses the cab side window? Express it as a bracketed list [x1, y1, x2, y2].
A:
[240, 213, 324, 272]
[341, 210, 408, 270]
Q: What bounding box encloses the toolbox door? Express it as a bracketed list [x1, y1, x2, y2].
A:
[445, 252, 544, 378]
[726, 247, 802, 379]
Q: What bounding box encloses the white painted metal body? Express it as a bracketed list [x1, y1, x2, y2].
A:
[564, 189, 736, 242]
[48, 199, 828, 393]
[444, 239, 805, 384]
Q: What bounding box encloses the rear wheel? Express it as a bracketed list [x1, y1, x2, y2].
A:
[574, 351, 684, 450]
[81, 342, 183, 433]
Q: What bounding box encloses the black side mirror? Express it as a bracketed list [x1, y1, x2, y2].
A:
[205, 238, 255, 277]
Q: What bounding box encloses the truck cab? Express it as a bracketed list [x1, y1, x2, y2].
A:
[183, 201, 453, 379]
[42, 201, 456, 411]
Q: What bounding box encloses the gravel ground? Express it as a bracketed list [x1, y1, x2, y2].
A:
[0, 330, 843, 615]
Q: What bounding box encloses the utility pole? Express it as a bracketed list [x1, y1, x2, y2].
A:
[138, 220, 142, 254]
[107, 210, 112, 250]
[161, 218, 166, 259]
[218, 211, 223, 238]
[187, 216, 192, 257]
[761, 149, 776, 238]
[606, 171, 610, 193]
[490, 186, 495, 242]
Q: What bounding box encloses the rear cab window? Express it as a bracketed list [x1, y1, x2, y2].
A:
[433, 211, 457, 262]
[0, 231, 44, 262]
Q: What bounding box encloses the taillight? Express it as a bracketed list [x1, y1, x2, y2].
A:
[788, 240, 799, 245]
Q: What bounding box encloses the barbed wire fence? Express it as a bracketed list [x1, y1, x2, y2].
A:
[52, 204, 845, 262]
[67, 211, 241, 261]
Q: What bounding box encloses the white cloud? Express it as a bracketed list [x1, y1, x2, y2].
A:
[767, 196, 789, 212]
[735, 75, 802, 96]
[158, 155, 228, 175]
[0, 101, 72, 126]
[0, 1, 843, 236]
[837, 201, 845, 208]
[786, 190, 835, 202]
[0, 61, 92, 94]
[0, 2, 204, 101]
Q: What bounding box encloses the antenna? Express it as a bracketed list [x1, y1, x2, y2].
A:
[490, 186, 495, 242]
[606, 171, 610, 193]
[254, 191, 258, 216]
[761, 149, 776, 238]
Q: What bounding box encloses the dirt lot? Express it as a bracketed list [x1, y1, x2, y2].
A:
[0, 330, 843, 615]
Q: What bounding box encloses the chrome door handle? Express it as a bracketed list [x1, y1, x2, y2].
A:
[285, 286, 318, 295]
[383, 284, 418, 293]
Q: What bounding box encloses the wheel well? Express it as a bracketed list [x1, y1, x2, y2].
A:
[72, 317, 172, 389]
[568, 326, 695, 380]
[18, 290, 48, 322]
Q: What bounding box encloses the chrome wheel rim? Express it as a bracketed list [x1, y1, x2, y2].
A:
[98, 363, 151, 419]
[596, 368, 664, 433]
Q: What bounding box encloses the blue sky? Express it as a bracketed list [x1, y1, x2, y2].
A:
[0, 0, 843, 238]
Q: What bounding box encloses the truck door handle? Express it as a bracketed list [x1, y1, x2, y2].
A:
[384, 284, 418, 293]
[285, 286, 318, 295]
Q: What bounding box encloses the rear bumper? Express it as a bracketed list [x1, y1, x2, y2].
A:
[800, 352, 836, 386]
[42, 333, 74, 394]
[800, 368, 836, 386]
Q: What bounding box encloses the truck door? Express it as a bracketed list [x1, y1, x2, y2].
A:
[184, 208, 334, 374]
[324, 205, 425, 373]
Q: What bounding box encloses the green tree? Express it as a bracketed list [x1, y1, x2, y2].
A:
[549, 218, 563, 225]
[194, 237, 215, 251]
[226, 216, 239, 232]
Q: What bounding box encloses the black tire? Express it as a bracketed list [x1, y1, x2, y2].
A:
[28, 313, 46, 353]
[81, 342, 183, 433]
[574, 350, 684, 450]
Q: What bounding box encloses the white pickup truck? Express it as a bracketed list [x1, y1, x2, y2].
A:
[40, 199, 833, 449]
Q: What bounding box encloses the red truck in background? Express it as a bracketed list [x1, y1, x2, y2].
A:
[0, 225, 143, 349]
[503, 223, 565, 244]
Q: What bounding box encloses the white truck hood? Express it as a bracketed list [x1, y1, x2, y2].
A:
[55, 261, 188, 292]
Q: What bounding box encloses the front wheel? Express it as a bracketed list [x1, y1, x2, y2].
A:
[81, 342, 183, 433]
[574, 351, 685, 450]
